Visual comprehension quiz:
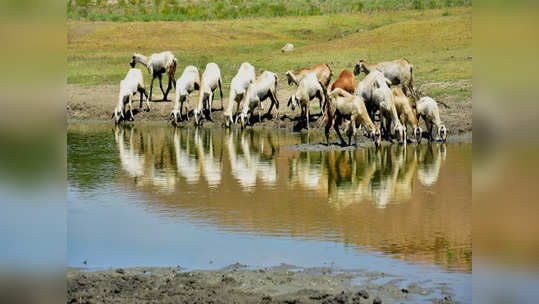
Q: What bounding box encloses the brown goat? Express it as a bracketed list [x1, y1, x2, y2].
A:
[330, 70, 356, 94]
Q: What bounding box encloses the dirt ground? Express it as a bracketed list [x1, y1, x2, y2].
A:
[67, 265, 458, 304]
[67, 83, 472, 140]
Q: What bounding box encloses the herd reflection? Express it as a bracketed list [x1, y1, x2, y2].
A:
[108, 124, 470, 272]
[114, 125, 449, 206]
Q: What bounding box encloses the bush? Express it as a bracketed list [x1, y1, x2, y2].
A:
[413, 0, 425, 10]
[68, 0, 471, 22]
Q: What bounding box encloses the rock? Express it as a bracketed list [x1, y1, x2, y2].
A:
[281, 43, 294, 53]
[115, 268, 125, 274]
[373, 296, 382, 304]
[467, 56, 472, 60]
[357, 289, 369, 299]
[401, 288, 409, 293]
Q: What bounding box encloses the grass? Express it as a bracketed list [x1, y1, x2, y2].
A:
[68, 7, 472, 101]
[68, 0, 472, 22]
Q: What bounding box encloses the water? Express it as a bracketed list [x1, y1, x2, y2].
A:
[67, 122, 471, 302]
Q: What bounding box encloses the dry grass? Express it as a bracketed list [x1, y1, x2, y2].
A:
[68, 7, 472, 101]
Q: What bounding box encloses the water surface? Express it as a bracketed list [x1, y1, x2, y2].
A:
[68, 122, 471, 301]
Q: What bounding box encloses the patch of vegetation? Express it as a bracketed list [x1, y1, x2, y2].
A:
[67, 0, 472, 22]
[68, 7, 472, 102]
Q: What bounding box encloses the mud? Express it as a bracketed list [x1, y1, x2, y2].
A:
[67, 83, 472, 139]
[67, 265, 461, 304]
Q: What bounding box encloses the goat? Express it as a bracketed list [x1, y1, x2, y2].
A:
[237, 71, 279, 129]
[354, 58, 416, 100]
[356, 70, 406, 144]
[330, 69, 356, 94]
[393, 88, 422, 143]
[286, 63, 332, 109]
[287, 73, 325, 131]
[416, 96, 447, 142]
[130, 51, 178, 102]
[170, 65, 200, 125]
[224, 62, 256, 127]
[193, 63, 224, 126]
[325, 88, 381, 147]
[112, 68, 149, 124]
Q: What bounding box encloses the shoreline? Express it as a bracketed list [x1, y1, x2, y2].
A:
[67, 84, 472, 142]
[67, 265, 463, 303]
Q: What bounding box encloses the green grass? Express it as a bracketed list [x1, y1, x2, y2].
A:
[68, 0, 472, 22]
[68, 7, 472, 101]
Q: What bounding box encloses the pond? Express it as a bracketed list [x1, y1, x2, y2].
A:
[67, 122, 471, 302]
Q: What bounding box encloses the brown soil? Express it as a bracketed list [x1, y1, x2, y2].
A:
[67, 265, 458, 304]
[67, 83, 471, 139]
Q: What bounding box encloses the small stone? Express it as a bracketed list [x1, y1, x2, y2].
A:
[373, 296, 382, 304]
[115, 268, 125, 274]
[357, 289, 369, 299]
[401, 288, 409, 293]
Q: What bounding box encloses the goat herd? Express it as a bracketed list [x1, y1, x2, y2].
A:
[113, 51, 448, 148]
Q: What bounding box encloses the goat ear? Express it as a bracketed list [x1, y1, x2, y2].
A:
[373, 80, 380, 89]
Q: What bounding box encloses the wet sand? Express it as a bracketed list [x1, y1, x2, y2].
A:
[67, 265, 458, 304]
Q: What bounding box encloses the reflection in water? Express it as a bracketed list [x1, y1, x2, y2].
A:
[72, 123, 470, 272]
[417, 143, 447, 186]
[226, 130, 278, 191]
[290, 144, 448, 208]
[115, 127, 145, 179]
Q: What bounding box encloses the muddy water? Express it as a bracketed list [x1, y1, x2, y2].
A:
[68, 122, 471, 300]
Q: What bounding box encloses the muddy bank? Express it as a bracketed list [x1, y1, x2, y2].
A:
[67, 265, 460, 304]
[67, 84, 472, 137]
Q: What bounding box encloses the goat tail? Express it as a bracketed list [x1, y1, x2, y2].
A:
[168, 59, 177, 82]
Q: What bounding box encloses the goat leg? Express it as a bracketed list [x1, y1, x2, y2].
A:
[158, 74, 166, 101]
[334, 116, 346, 146]
[164, 76, 173, 101]
[149, 77, 155, 102]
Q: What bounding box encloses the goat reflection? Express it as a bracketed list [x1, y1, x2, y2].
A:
[289, 143, 446, 207]
[173, 128, 223, 187]
[225, 130, 278, 191]
[114, 125, 176, 191]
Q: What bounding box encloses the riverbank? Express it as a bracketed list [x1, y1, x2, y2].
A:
[67, 265, 460, 304]
[67, 82, 472, 139]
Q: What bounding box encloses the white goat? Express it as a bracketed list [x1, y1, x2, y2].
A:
[286, 63, 332, 110]
[354, 58, 416, 100]
[193, 63, 224, 126]
[112, 68, 149, 124]
[224, 62, 256, 127]
[130, 51, 178, 102]
[287, 73, 325, 130]
[356, 71, 406, 144]
[237, 71, 279, 129]
[170, 65, 200, 125]
[416, 97, 447, 142]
